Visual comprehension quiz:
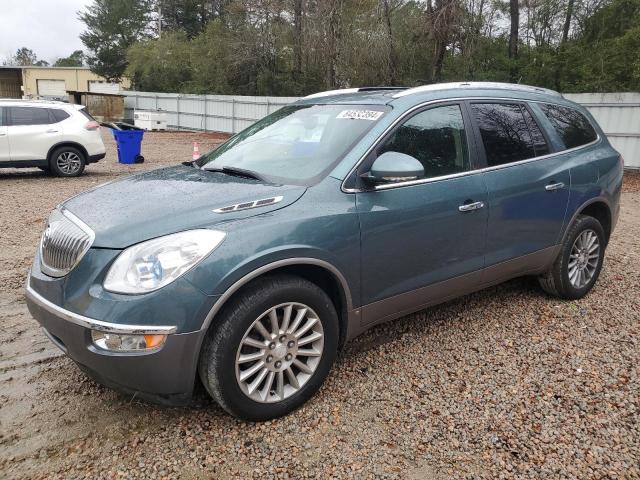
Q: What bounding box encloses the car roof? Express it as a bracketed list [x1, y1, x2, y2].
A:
[295, 82, 574, 108]
[0, 99, 73, 108]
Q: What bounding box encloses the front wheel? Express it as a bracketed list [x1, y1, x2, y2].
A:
[538, 214, 606, 299]
[198, 275, 339, 421]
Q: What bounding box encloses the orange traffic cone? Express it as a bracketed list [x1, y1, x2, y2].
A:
[192, 142, 201, 161]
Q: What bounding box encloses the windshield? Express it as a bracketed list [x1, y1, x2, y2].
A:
[196, 104, 390, 185]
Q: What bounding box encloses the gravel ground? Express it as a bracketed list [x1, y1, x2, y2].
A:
[0, 132, 638, 479]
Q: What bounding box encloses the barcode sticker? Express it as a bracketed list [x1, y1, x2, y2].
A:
[337, 110, 384, 121]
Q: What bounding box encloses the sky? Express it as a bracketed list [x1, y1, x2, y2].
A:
[0, 0, 93, 65]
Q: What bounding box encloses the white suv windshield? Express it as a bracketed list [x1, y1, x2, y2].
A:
[197, 104, 390, 185]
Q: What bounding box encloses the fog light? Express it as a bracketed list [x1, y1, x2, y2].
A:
[91, 331, 167, 352]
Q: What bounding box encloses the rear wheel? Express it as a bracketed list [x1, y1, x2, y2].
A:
[49, 146, 85, 177]
[198, 275, 339, 421]
[538, 215, 605, 299]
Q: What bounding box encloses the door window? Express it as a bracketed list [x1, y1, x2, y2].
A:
[539, 103, 597, 149]
[471, 103, 540, 167]
[8, 107, 53, 126]
[378, 104, 470, 179]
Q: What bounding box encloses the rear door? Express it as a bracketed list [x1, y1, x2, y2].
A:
[468, 101, 570, 267]
[0, 107, 9, 161]
[7, 106, 62, 161]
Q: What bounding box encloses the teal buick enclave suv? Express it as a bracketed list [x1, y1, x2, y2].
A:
[25, 82, 622, 420]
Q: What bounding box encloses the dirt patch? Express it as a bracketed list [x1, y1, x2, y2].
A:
[0, 133, 638, 479]
[623, 169, 640, 193]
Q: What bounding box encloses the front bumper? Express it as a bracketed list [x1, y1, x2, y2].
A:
[25, 281, 204, 406]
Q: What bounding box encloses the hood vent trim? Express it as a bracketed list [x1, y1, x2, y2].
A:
[213, 196, 284, 214]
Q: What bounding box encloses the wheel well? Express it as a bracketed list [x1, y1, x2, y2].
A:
[47, 142, 88, 164]
[223, 265, 350, 350]
[580, 202, 612, 243]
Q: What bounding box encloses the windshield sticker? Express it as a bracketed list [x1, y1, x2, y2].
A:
[337, 110, 384, 121]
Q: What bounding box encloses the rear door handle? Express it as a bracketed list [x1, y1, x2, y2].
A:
[458, 201, 485, 212]
[46, 129, 59, 133]
[545, 182, 565, 191]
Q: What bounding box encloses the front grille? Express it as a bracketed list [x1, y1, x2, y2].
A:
[40, 209, 94, 277]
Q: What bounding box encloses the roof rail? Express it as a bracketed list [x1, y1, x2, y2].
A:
[303, 86, 408, 100]
[357, 86, 408, 92]
[392, 82, 561, 98]
[304, 88, 359, 99]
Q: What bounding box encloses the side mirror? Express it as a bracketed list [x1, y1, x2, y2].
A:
[365, 151, 425, 183]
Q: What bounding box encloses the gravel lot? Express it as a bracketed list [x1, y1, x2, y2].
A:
[1, 131, 638, 479]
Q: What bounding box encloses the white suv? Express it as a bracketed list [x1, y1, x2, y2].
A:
[0, 100, 106, 177]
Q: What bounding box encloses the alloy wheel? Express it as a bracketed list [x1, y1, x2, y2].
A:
[235, 302, 324, 403]
[56, 151, 82, 175]
[568, 229, 600, 288]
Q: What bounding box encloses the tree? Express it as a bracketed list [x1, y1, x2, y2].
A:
[293, 0, 303, 77]
[54, 50, 85, 67]
[11, 47, 39, 66]
[427, 0, 460, 82]
[119, 0, 640, 95]
[381, 0, 400, 84]
[508, 0, 519, 81]
[79, 0, 153, 81]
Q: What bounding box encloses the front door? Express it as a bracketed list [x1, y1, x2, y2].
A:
[355, 103, 488, 325]
[7, 106, 61, 161]
[468, 101, 570, 267]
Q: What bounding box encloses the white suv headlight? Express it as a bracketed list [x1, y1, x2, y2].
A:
[104, 230, 225, 294]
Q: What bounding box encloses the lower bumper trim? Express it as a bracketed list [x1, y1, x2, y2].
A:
[88, 152, 106, 163]
[25, 281, 177, 335]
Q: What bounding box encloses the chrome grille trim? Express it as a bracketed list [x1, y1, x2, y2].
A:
[40, 209, 95, 278]
[213, 196, 284, 214]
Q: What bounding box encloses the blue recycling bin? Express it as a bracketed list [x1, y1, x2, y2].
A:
[111, 129, 144, 164]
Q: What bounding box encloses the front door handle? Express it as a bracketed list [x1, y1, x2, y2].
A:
[46, 129, 59, 133]
[545, 182, 565, 191]
[458, 201, 485, 212]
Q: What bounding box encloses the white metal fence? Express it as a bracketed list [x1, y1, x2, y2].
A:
[123, 92, 300, 134]
[124, 90, 640, 168]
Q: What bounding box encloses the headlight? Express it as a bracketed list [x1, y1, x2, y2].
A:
[103, 229, 225, 294]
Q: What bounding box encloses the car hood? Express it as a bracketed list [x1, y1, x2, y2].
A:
[62, 165, 307, 248]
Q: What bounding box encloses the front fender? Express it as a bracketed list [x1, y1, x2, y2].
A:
[184, 180, 361, 308]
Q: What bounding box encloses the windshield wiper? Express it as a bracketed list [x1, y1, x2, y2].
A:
[203, 165, 264, 181]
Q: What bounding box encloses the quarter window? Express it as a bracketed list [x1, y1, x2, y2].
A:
[471, 103, 537, 167]
[539, 103, 597, 149]
[378, 104, 470, 178]
[49, 108, 70, 123]
[8, 107, 53, 126]
[521, 106, 550, 157]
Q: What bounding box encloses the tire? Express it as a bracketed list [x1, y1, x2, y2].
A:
[49, 146, 86, 177]
[538, 214, 606, 299]
[198, 274, 339, 421]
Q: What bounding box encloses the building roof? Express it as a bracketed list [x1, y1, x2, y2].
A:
[0, 65, 93, 70]
[67, 90, 125, 97]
